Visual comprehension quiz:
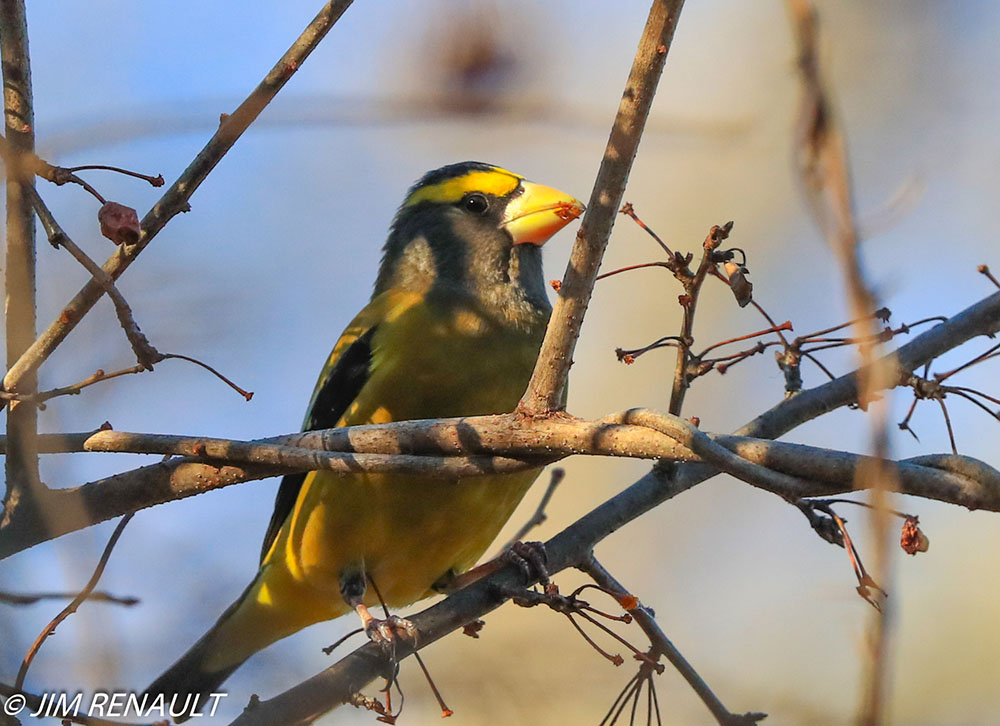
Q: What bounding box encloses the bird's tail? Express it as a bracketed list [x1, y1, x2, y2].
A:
[143, 618, 245, 723]
[145, 567, 339, 722]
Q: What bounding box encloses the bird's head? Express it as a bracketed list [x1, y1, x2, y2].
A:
[375, 162, 583, 323]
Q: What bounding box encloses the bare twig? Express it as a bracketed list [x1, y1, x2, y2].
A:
[697, 322, 793, 359]
[503, 467, 565, 549]
[582, 556, 765, 725]
[63, 163, 164, 187]
[0, 589, 138, 606]
[518, 0, 686, 414]
[157, 352, 254, 400]
[7, 365, 146, 406]
[668, 222, 732, 414]
[596, 260, 673, 281]
[15, 512, 134, 690]
[619, 201, 674, 257]
[978, 264, 999, 289]
[933, 341, 1000, 382]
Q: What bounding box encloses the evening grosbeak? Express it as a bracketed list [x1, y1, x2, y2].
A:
[147, 162, 584, 713]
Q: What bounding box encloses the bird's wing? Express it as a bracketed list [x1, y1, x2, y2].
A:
[259, 314, 378, 564]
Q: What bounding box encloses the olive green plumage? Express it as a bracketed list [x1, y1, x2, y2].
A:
[146, 162, 583, 717]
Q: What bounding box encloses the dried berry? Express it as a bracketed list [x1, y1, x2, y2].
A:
[99, 202, 141, 246]
[900, 515, 929, 555]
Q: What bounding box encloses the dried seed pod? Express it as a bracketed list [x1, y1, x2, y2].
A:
[724, 261, 753, 307]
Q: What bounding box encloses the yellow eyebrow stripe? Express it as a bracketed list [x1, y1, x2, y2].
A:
[404, 168, 522, 207]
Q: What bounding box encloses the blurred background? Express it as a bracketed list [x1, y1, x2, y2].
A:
[2, 1, 998, 723]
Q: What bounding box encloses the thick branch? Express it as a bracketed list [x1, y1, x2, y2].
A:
[518, 0, 685, 414]
[1, 408, 997, 560]
[1, 0, 354, 396]
[1, 0, 41, 519]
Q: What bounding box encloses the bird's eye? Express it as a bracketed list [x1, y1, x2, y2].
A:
[462, 193, 489, 215]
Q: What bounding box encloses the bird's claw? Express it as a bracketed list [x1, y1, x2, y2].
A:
[506, 540, 550, 586]
[364, 614, 417, 650]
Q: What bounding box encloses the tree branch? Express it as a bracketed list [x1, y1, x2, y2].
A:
[518, 0, 686, 414]
[1, 407, 997, 561]
[1, 0, 41, 527]
[581, 555, 765, 725]
[1, 0, 354, 397]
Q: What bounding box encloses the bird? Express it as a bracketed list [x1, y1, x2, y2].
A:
[146, 161, 584, 715]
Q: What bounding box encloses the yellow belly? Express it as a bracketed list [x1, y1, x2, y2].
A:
[256, 291, 544, 620]
[289, 466, 539, 606]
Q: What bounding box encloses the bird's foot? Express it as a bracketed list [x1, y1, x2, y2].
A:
[505, 540, 550, 587]
[355, 604, 417, 650]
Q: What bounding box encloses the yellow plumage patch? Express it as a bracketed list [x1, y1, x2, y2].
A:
[403, 167, 522, 207]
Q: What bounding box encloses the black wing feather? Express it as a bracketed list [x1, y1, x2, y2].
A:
[259, 328, 376, 564]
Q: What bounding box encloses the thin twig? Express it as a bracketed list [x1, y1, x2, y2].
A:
[16, 365, 146, 406]
[933, 342, 1000, 382]
[503, 467, 565, 549]
[697, 321, 793, 358]
[15, 512, 134, 690]
[709, 268, 793, 348]
[978, 264, 1000, 289]
[934, 398, 958, 455]
[596, 261, 673, 281]
[620, 202, 674, 257]
[64, 164, 164, 187]
[158, 352, 254, 400]
[0, 589, 138, 606]
[948, 390, 1000, 421]
[583, 556, 765, 725]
